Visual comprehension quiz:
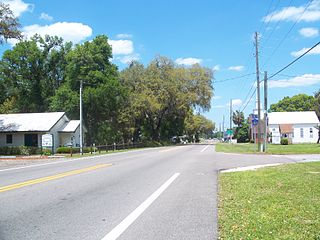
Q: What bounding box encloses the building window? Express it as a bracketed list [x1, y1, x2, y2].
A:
[6, 134, 13, 144]
[272, 128, 276, 132]
[300, 128, 304, 138]
[310, 128, 313, 138]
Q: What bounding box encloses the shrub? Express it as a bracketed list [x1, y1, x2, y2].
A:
[280, 138, 289, 145]
[41, 148, 52, 156]
[56, 147, 80, 154]
[0, 146, 41, 155]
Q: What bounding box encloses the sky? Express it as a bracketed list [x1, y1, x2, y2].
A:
[1, 0, 320, 129]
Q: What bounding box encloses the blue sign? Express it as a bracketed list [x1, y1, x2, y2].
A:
[252, 118, 258, 125]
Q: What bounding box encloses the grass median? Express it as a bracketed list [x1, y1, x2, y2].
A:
[215, 143, 320, 154]
[218, 162, 320, 240]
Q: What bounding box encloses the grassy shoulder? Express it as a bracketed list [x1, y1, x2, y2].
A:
[215, 143, 320, 154]
[218, 162, 320, 240]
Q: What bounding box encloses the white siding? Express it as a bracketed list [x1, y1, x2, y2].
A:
[59, 126, 81, 147]
[47, 115, 69, 151]
[269, 124, 281, 144]
[292, 124, 318, 144]
[269, 123, 319, 144]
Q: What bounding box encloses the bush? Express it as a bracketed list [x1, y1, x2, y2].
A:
[280, 138, 289, 145]
[56, 147, 80, 154]
[41, 148, 52, 156]
[56, 147, 96, 154]
[0, 146, 41, 155]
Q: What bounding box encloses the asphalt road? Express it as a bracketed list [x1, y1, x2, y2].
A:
[0, 145, 300, 240]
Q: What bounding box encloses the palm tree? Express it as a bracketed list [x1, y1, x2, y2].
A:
[233, 110, 244, 127]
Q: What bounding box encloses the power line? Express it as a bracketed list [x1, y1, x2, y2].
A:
[241, 88, 257, 112]
[213, 73, 255, 83]
[262, 0, 314, 68]
[269, 41, 320, 80]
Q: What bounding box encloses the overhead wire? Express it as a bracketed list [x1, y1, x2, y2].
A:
[268, 41, 320, 80]
[262, 0, 314, 68]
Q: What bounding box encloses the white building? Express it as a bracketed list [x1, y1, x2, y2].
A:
[0, 112, 83, 152]
[268, 111, 319, 144]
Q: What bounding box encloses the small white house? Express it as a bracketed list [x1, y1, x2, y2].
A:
[268, 111, 319, 144]
[0, 112, 83, 152]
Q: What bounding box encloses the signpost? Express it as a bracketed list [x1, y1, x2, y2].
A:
[42, 134, 53, 155]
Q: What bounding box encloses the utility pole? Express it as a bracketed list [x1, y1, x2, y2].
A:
[80, 79, 83, 155]
[222, 115, 225, 140]
[230, 99, 233, 130]
[255, 31, 262, 152]
[263, 71, 268, 152]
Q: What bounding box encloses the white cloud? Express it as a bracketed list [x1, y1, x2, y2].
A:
[109, 39, 134, 55]
[2, 0, 33, 17]
[212, 105, 226, 109]
[12, 22, 92, 44]
[231, 99, 243, 107]
[228, 65, 244, 72]
[263, 0, 320, 22]
[39, 12, 53, 21]
[212, 65, 220, 71]
[299, 27, 319, 37]
[116, 33, 132, 39]
[116, 54, 140, 64]
[269, 74, 320, 88]
[291, 45, 320, 57]
[175, 57, 202, 66]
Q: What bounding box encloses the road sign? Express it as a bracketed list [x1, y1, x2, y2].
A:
[42, 134, 53, 147]
[252, 118, 258, 125]
[226, 129, 233, 136]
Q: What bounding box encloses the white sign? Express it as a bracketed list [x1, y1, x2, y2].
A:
[42, 134, 53, 147]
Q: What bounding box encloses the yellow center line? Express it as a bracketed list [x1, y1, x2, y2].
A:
[0, 163, 112, 193]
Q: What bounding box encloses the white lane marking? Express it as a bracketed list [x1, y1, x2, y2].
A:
[200, 145, 210, 153]
[101, 173, 180, 240]
[220, 163, 284, 173]
[0, 148, 155, 172]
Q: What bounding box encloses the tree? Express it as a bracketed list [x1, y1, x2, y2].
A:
[270, 94, 315, 112]
[120, 56, 214, 141]
[314, 89, 320, 120]
[0, 35, 71, 112]
[50, 35, 126, 144]
[234, 120, 250, 143]
[184, 113, 215, 142]
[232, 110, 244, 127]
[0, 3, 22, 44]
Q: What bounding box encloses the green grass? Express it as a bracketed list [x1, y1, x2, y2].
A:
[218, 162, 320, 240]
[215, 143, 320, 154]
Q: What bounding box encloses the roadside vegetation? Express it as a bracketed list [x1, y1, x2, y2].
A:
[219, 162, 320, 240]
[215, 143, 320, 154]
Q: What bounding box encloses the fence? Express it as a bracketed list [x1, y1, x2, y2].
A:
[96, 142, 143, 154]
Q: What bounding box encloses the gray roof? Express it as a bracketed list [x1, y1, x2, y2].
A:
[0, 112, 67, 132]
[59, 120, 80, 133]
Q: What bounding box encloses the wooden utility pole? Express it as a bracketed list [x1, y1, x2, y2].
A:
[255, 32, 262, 152]
[263, 71, 268, 152]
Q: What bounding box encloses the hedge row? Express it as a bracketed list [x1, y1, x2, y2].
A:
[0, 146, 41, 155]
[56, 147, 96, 154]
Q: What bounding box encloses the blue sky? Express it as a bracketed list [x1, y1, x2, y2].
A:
[1, 0, 320, 129]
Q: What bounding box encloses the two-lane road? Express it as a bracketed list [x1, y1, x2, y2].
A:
[0, 145, 295, 240]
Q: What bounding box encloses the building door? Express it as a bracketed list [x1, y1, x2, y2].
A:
[24, 134, 38, 147]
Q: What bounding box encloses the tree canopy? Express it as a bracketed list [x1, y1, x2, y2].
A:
[0, 3, 22, 44]
[0, 34, 215, 145]
[270, 94, 316, 112]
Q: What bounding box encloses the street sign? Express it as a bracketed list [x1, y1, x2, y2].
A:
[226, 129, 233, 136]
[42, 134, 53, 147]
[252, 118, 258, 125]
